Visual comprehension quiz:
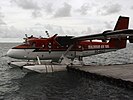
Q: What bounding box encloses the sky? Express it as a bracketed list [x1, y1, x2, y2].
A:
[0, 0, 133, 42]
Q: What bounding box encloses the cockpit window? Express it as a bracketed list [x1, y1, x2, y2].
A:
[55, 36, 73, 47]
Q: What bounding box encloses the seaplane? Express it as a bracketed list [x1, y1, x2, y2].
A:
[6, 16, 133, 73]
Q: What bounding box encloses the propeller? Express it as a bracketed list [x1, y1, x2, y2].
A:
[23, 34, 28, 43]
[45, 31, 50, 37]
[25, 34, 28, 38]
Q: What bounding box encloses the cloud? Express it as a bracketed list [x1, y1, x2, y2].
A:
[76, 3, 91, 15]
[131, 6, 133, 9]
[0, 19, 6, 25]
[11, 0, 42, 18]
[54, 2, 72, 18]
[87, 27, 92, 33]
[43, 3, 53, 14]
[0, 8, 6, 26]
[98, 4, 122, 15]
[0, 25, 46, 38]
[44, 24, 65, 35]
[32, 10, 42, 18]
[104, 21, 113, 29]
[11, 0, 40, 10]
[0, 26, 21, 38]
[45, 24, 54, 32]
[81, 27, 92, 35]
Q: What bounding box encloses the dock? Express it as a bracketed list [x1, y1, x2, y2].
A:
[67, 64, 133, 89]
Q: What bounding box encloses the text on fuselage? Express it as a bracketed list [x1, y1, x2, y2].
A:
[88, 45, 109, 49]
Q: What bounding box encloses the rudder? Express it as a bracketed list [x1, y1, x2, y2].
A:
[114, 16, 129, 30]
[109, 16, 129, 48]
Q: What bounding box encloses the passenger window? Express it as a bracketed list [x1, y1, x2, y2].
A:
[32, 42, 36, 47]
[42, 45, 45, 48]
[48, 43, 52, 48]
[78, 45, 81, 48]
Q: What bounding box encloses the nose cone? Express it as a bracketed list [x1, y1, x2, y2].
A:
[7, 49, 14, 58]
[6, 48, 34, 59]
[7, 49, 24, 59]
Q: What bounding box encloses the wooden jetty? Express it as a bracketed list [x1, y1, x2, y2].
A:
[67, 64, 133, 89]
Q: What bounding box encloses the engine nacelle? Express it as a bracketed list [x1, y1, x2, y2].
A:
[129, 36, 133, 43]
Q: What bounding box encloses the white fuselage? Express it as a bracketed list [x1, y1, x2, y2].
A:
[6, 48, 116, 60]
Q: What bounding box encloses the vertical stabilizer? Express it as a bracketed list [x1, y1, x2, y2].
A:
[114, 16, 129, 30]
[109, 16, 129, 48]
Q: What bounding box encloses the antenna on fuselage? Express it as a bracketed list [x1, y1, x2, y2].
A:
[45, 31, 50, 37]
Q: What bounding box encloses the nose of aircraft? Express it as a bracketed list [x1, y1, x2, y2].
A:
[7, 48, 26, 59]
[6, 48, 34, 59]
[6, 49, 14, 58]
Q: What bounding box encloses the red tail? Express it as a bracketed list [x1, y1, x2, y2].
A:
[114, 16, 129, 30]
[109, 16, 129, 48]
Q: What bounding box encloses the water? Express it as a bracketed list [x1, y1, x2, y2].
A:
[0, 43, 133, 100]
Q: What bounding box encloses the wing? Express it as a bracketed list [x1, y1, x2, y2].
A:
[72, 29, 133, 41]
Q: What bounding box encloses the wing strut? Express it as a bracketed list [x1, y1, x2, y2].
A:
[64, 44, 74, 56]
[59, 44, 74, 65]
[37, 56, 41, 65]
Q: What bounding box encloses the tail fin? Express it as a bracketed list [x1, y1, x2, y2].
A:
[114, 16, 129, 30]
[109, 16, 129, 48]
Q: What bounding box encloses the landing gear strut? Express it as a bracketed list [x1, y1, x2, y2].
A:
[78, 56, 84, 65]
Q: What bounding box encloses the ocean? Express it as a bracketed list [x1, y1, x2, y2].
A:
[0, 43, 133, 100]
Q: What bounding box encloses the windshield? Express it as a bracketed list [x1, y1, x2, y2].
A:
[55, 36, 73, 47]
